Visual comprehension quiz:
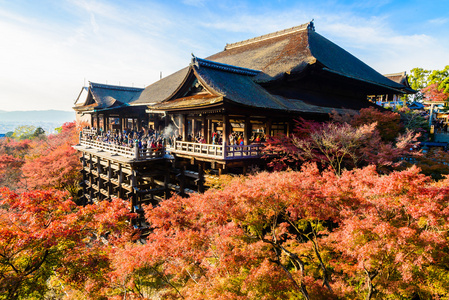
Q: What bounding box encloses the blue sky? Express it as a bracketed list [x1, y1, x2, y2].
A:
[0, 0, 448, 111]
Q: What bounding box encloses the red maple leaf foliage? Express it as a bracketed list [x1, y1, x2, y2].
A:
[0, 138, 31, 190]
[0, 187, 135, 300]
[264, 112, 419, 174]
[99, 165, 449, 299]
[422, 83, 449, 102]
[21, 121, 81, 196]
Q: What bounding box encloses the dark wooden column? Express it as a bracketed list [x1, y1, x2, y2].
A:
[89, 154, 94, 201]
[181, 114, 188, 141]
[105, 115, 109, 132]
[107, 160, 112, 198]
[97, 156, 102, 200]
[81, 153, 87, 202]
[191, 118, 196, 139]
[207, 119, 212, 144]
[197, 162, 205, 193]
[266, 119, 272, 137]
[201, 115, 207, 142]
[244, 116, 251, 145]
[96, 115, 100, 134]
[222, 114, 230, 144]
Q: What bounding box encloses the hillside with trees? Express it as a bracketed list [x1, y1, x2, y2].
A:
[0, 106, 449, 299]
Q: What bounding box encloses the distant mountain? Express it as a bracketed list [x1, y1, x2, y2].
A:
[0, 110, 75, 123]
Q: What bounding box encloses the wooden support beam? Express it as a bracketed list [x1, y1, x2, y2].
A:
[164, 162, 170, 199]
[182, 114, 188, 141]
[97, 156, 102, 200]
[198, 162, 205, 193]
[244, 116, 251, 145]
[223, 114, 230, 144]
[118, 163, 123, 199]
[107, 160, 112, 198]
[179, 165, 186, 197]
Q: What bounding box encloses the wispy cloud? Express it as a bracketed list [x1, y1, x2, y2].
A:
[429, 17, 449, 25]
[0, 0, 448, 111]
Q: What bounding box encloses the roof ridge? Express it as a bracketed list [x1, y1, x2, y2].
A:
[224, 21, 314, 51]
[383, 71, 407, 77]
[193, 57, 261, 76]
[90, 82, 144, 92]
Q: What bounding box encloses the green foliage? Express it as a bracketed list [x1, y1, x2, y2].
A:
[408, 66, 449, 102]
[5, 131, 13, 138]
[428, 65, 449, 94]
[409, 68, 431, 91]
[11, 125, 37, 140]
[32, 127, 45, 138]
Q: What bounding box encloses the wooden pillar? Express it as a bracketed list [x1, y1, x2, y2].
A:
[182, 115, 188, 141]
[137, 117, 141, 131]
[107, 160, 112, 198]
[97, 156, 102, 200]
[89, 154, 93, 202]
[223, 115, 230, 144]
[266, 119, 272, 137]
[201, 115, 207, 142]
[198, 162, 205, 193]
[131, 169, 137, 212]
[118, 163, 123, 199]
[192, 118, 196, 140]
[81, 153, 87, 203]
[96, 115, 100, 134]
[244, 116, 251, 145]
[164, 162, 170, 200]
[179, 165, 186, 197]
[105, 115, 109, 132]
[207, 119, 212, 144]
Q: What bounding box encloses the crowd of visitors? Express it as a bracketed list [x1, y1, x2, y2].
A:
[82, 127, 170, 149]
[82, 127, 267, 149]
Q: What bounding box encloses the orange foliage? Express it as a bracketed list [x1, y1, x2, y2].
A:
[101, 165, 449, 299]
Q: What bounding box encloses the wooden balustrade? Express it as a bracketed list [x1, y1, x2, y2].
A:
[169, 141, 264, 160]
[80, 130, 265, 161]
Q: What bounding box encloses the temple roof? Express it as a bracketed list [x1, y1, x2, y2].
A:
[133, 21, 408, 107]
[151, 57, 359, 115]
[74, 82, 144, 112]
[384, 72, 414, 91]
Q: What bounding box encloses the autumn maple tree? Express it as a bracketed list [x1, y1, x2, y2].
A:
[422, 83, 449, 103]
[0, 188, 134, 300]
[94, 164, 449, 300]
[21, 121, 81, 197]
[264, 108, 419, 174]
[0, 139, 31, 190]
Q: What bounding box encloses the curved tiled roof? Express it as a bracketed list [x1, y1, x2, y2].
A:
[89, 82, 144, 109]
[131, 21, 409, 107]
[132, 68, 189, 105]
[152, 58, 361, 116]
[307, 31, 406, 90]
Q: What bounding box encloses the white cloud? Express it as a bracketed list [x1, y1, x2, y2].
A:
[0, 0, 448, 112]
[429, 17, 449, 25]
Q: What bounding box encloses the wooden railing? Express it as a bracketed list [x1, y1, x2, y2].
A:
[79, 130, 265, 161]
[168, 141, 264, 160]
[79, 137, 165, 160]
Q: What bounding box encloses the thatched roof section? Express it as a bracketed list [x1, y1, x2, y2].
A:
[135, 21, 409, 107]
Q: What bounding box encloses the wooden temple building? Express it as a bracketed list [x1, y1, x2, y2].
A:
[368, 71, 415, 106]
[73, 21, 414, 217]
